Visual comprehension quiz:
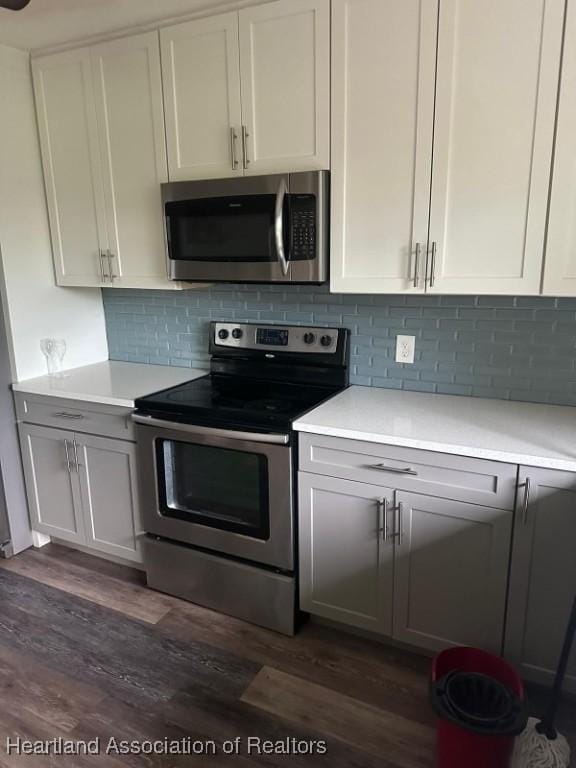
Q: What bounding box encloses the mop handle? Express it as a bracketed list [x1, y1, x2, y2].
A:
[536, 595, 576, 739]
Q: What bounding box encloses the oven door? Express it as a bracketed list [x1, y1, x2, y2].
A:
[133, 416, 294, 571]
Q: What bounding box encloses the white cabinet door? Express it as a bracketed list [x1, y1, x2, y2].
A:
[18, 424, 85, 544]
[299, 473, 394, 634]
[32, 49, 107, 287]
[393, 491, 512, 654]
[91, 33, 170, 289]
[542, 1, 576, 295]
[161, 13, 242, 181]
[428, 0, 564, 294]
[505, 468, 576, 693]
[77, 434, 142, 563]
[330, 0, 437, 293]
[238, 0, 329, 175]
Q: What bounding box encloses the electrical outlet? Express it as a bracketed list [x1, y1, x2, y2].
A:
[396, 334, 415, 364]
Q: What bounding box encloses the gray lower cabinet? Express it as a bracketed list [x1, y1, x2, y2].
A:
[19, 422, 142, 563]
[299, 474, 512, 652]
[19, 423, 85, 544]
[76, 434, 141, 562]
[393, 491, 512, 654]
[298, 473, 395, 634]
[505, 466, 576, 693]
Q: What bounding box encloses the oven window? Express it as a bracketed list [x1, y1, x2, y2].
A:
[156, 439, 270, 540]
[166, 195, 277, 263]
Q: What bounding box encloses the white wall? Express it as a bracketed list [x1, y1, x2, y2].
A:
[0, 43, 108, 382]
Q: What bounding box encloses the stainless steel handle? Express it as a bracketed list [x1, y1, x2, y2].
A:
[73, 439, 83, 470]
[241, 125, 249, 169]
[131, 413, 290, 445]
[429, 241, 437, 288]
[396, 502, 403, 545]
[107, 250, 116, 282]
[521, 477, 531, 526]
[64, 440, 73, 473]
[53, 412, 84, 420]
[99, 250, 108, 283]
[377, 498, 388, 542]
[230, 126, 239, 170]
[367, 463, 418, 476]
[413, 242, 421, 288]
[274, 178, 289, 276]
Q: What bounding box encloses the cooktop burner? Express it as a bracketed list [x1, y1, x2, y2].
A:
[134, 322, 350, 433]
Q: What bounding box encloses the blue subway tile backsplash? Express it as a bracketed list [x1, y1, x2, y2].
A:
[103, 285, 576, 406]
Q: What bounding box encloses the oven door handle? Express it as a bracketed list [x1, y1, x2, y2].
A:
[274, 177, 290, 277]
[131, 414, 290, 445]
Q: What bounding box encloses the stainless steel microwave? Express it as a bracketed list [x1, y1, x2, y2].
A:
[162, 171, 328, 284]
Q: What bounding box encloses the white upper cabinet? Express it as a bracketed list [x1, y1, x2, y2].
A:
[331, 0, 565, 295]
[33, 49, 107, 287]
[428, 0, 564, 295]
[92, 33, 169, 288]
[33, 33, 178, 289]
[543, 0, 576, 295]
[331, 0, 437, 293]
[238, 0, 329, 175]
[160, 13, 242, 181]
[161, 0, 329, 181]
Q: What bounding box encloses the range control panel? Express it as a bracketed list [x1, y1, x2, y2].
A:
[213, 323, 339, 354]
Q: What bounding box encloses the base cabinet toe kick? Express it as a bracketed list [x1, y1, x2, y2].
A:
[297, 432, 576, 693]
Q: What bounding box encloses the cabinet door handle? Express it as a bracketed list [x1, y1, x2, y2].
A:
[521, 477, 531, 525]
[367, 463, 418, 476]
[64, 440, 73, 473]
[428, 241, 437, 288]
[73, 439, 83, 471]
[377, 498, 388, 542]
[99, 251, 108, 283]
[413, 242, 421, 288]
[107, 250, 117, 282]
[396, 502, 404, 545]
[53, 412, 84, 420]
[230, 126, 239, 170]
[241, 125, 250, 169]
[387, 503, 404, 544]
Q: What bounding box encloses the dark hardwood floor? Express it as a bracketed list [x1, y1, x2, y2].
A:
[0, 544, 572, 767]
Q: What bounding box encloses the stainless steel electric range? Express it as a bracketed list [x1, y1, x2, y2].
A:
[132, 321, 350, 635]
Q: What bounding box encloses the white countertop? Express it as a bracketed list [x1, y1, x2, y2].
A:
[12, 361, 207, 409]
[294, 386, 576, 472]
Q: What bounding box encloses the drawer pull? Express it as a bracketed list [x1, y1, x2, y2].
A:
[53, 412, 84, 420]
[367, 463, 418, 476]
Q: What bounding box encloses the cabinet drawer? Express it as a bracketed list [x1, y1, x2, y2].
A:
[299, 433, 517, 509]
[14, 393, 134, 442]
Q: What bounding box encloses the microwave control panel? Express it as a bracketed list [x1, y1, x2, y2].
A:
[290, 195, 316, 260]
[213, 323, 338, 354]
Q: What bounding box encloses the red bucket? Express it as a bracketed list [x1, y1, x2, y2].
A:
[430, 647, 526, 768]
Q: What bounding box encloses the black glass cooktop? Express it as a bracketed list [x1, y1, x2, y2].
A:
[134, 374, 343, 433]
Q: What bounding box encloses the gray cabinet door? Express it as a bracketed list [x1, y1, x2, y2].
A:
[393, 491, 512, 654]
[76, 434, 142, 563]
[505, 466, 576, 693]
[18, 423, 85, 543]
[298, 473, 394, 633]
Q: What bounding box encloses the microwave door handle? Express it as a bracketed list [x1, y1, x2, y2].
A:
[274, 178, 289, 276]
